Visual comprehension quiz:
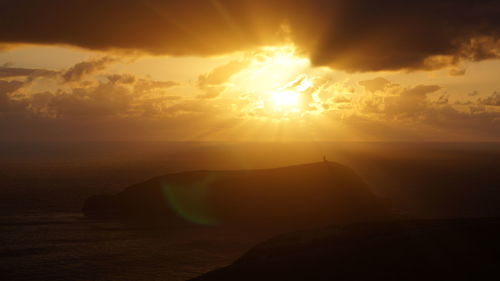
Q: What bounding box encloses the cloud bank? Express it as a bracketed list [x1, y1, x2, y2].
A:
[1, 53, 499, 141]
[1, 0, 499, 71]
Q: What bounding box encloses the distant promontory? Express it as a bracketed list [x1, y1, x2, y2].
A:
[83, 162, 390, 228]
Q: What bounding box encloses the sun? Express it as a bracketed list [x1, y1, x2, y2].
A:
[225, 45, 326, 118]
[270, 90, 301, 111]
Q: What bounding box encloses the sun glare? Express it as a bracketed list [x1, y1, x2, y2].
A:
[270, 90, 301, 110]
[225, 45, 328, 119]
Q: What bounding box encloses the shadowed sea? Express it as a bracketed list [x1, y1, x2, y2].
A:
[0, 213, 266, 281]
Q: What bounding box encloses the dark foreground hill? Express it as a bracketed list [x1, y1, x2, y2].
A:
[190, 218, 500, 281]
[83, 162, 390, 228]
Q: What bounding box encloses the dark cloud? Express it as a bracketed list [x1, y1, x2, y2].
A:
[107, 74, 136, 84]
[0, 80, 26, 112]
[480, 91, 500, 106]
[1, 0, 499, 71]
[294, 0, 500, 71]
[403, 85, 441, 98]
[62, 57, 116, 82]
[0, 66, 52, 78]
[0, 0, 283, 56]
[0, 66, 57, 83]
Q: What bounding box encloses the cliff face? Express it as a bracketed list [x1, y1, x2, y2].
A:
[83, 162, 390, 228]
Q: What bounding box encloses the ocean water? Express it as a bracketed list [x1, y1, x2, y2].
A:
[1, 142, 500, 280]
[0, 142, 275, 281]
[0, 213, 268, 281]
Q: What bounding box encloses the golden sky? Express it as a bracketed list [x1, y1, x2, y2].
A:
[0, 0, 499, 141]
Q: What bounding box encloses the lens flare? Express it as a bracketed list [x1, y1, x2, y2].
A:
[162, 175, 219, 225]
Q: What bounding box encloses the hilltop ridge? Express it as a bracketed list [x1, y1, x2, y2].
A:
[83, 162, 391, 228]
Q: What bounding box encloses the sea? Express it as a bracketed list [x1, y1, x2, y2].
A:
[1, 141, 500, 280]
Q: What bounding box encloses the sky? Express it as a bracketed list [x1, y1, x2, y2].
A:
[0, 0, 499, 141]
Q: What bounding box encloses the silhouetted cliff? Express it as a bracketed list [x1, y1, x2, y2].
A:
[190, 218, 500, 281]
[83, 162, 390, 228]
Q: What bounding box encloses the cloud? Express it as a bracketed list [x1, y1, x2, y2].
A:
[1, 0, 499, 72]
[197, 59, 250, 98]
[0, 57, 125, 115]
[293, 0, 500, 71]
[36, 83, 132, 118]
[134, 78, 179, 94]
[381, 85, 441, 117]
[0, 80, 26, 112]
[349, 79, 500, 140]
[332, 96, 351, 103]
[0, 66, 58, 84]
[449, 67, 467, 76]
[62, 57, 116, 82]
[480, 91, 500, 106]
[0, 0, 282, 56]
[1, 53, 499, 141]
[28, 78, 180, 119]
[107, 74, 136, 84]
[358, 84, 441, 117]
[359, 77, 393, 93]
[0, 66, 55, 78]
[0, 58, 180, 119]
